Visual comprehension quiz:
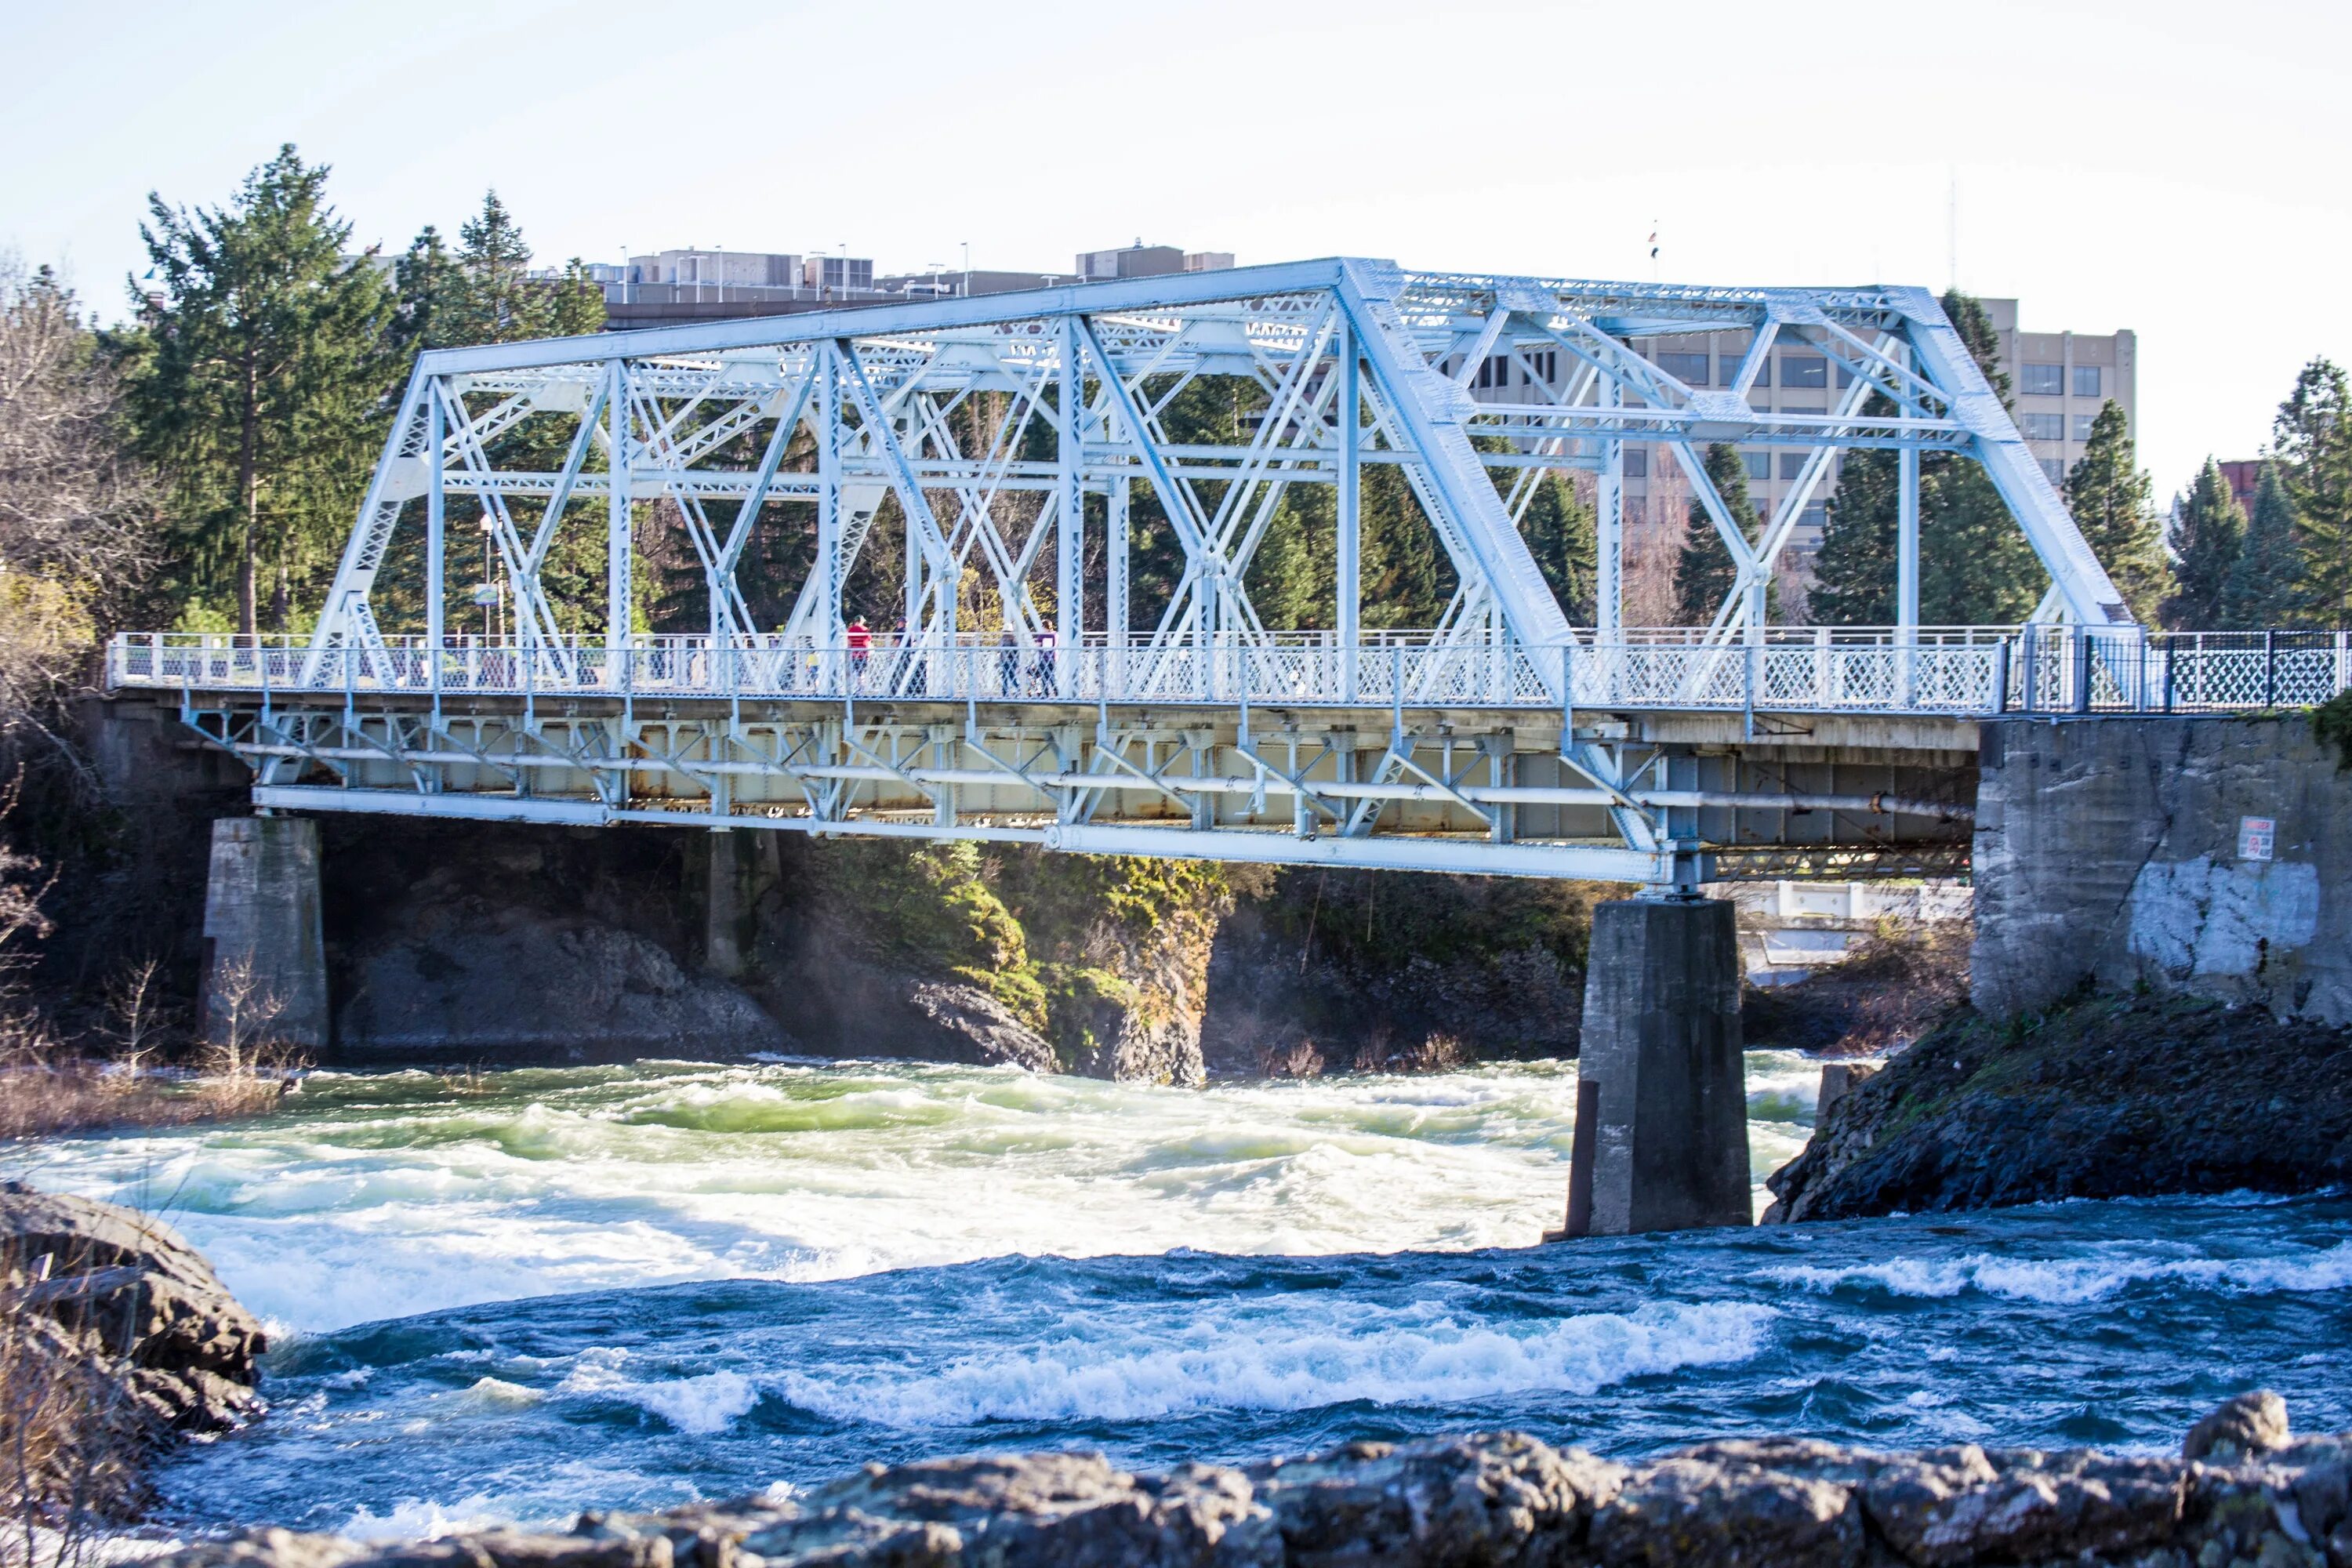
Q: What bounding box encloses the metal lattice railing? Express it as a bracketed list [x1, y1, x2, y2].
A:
[105, 627, 2352, 718]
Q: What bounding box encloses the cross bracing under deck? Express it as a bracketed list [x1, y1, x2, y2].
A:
[110, 259, 2349, 886]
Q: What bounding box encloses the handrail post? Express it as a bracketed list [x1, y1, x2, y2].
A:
[2263, 628, 2278, 707]
[1990, 639, 2009, 716]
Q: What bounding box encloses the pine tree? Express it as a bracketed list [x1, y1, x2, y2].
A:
[1810, 412, 1898, 625]
[1673, 443, 1761, 625]
[2270, 358, 2352, 625]
[122, 144, 394, 635]
[1518, 471, 1596, 623]
[2161, 458, 2245, 629]
[390, 225, 459, 356]
[378, 195, 612, 633]
[1809, 291, 2042, 626]
[2063, 401, 2166, 624]
[2225, 463, 2302, 628]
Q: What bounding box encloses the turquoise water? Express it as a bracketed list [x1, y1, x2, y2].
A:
[23, 1055, 2350, 1540]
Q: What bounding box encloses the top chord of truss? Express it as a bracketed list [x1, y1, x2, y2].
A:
[292, 256, 2134, 707]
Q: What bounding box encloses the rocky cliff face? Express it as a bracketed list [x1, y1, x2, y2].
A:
[151, 1395, 2352, 1568]
[324, 823, 789, 1062]
[1200, 868, 1603, 1076]
[314, 818, 1622, 1083]
[1765, 991, 2352, 1221]
[318, 822, 1231, 1082]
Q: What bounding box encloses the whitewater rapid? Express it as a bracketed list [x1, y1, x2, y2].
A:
[25, 1053, 1818, 1334]
[19, 1054, 2350, 1538]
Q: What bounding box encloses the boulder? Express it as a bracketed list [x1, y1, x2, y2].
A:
[1249, 1432, 1624, 1566]
[2184, 1389, 2292, 1461]
[904, 982, 1059, 1073]
[0, 1185, 265, 1432]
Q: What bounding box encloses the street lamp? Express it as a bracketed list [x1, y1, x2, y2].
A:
[476, 518, 499, 641]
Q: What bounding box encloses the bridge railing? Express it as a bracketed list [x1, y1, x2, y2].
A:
[106, 627, 2352, 717]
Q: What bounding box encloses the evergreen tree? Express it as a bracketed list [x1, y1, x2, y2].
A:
[2161, 458, 2245, 629]
[1809, 290, 2043, 626]
[1809, 408, 1898, 625]
[376, 195, 612, 633]
[2224, 463, 2301, 628]
[2270, 358, 2352, 624]
[122, 144, 394, 635]
[2063, 400, 2166, 624]
[452, 192, 538, 344]
[390, 224, 459, 356]
[1518, 471, 1595, 623]
[1673, 443, 1762, 625]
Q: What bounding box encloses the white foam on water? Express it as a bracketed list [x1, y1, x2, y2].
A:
[458, 1377, 543, 1409]
[343, 1494, 506, 1543]
[26, 1059, 1622, 1331]
[555, 1348, 760, 1435]
[1759, 1240, 2352, 1305]
[770, 1299, 1777, 1426]
[27, 1053, 1835, 1334]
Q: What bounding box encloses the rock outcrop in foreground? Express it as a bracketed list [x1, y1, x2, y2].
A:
[160, 1395, 2350, 1568]
[0, 1184, 267, 1515]
[1766, 991, 2352, 1221]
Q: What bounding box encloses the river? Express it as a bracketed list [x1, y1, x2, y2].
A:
[22, 1053, 2352, 1540]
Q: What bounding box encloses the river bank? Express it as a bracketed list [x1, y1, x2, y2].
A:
[152, 1392, 2352, 1568]
[1766, 989, 2352, 1221]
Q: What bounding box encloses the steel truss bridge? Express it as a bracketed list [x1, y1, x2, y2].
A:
[109, 258, 2352, 888]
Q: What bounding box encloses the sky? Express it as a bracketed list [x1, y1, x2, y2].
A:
[5, 0, 2347, 500]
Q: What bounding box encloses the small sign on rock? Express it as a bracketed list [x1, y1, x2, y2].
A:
[2237, 816, 2275, 862]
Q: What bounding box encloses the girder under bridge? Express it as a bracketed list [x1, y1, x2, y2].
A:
[109, 258, 2352, 888]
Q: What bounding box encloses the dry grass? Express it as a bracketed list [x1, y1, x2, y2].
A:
[0, 1054, 294, 1143]
[0, 1293, 148, 1567]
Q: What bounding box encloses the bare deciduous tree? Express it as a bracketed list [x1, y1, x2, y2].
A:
[0, 257, 156, 778]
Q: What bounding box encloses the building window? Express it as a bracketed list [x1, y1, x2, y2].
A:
[2072, 365, 2102, 398]
[1657, 351, 1709, 385]
[2040, 457, 2065, 484]
[2073, 413, 2098, 442]
[1520, 349, 1556, 383]
[1743, 450, 1769, 481]
[1475, 355, 1510, 390]
[1779, 451, 1810, 480]
[1622, 448, 1649, 478]
[2020, 363, 2064, 396]
[1781, 355, 1828, 390]
[2021, 412, 2065, 441]
[1747, 358, 1769, 389]
[1798, 500, 1828, 529]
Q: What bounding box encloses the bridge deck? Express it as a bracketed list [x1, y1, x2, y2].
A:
[113, 623, 2348, 890]
[109, 627, 2352, 717]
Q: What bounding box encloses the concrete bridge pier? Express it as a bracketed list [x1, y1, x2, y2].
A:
[201, 817, 328, 1051]
[705, 828, 748, 978]
[1559, 895, 1751, 1237]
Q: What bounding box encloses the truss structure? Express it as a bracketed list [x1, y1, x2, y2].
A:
[119, 257, 2200, 887]
[308, 256, 2132, 683]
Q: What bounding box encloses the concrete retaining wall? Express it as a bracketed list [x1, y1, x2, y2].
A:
[1972, 716, 2350, 1025]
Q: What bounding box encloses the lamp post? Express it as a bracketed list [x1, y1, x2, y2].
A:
[477, 517, 497, 641]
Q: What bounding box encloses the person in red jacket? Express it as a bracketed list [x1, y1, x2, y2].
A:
[846, 619, 871, 688]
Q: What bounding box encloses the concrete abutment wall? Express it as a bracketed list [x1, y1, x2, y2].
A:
[1972, 716, 2350, 1025]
